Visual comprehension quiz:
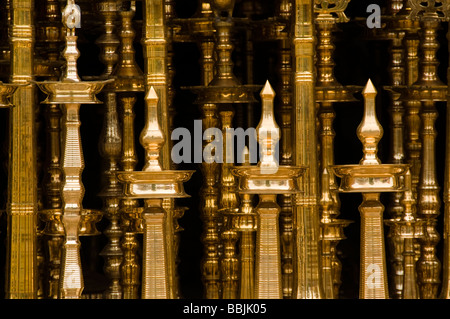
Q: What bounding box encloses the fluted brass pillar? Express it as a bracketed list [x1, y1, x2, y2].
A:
[142, 0, 180, 299]
[255, 194, 282, 299]
[6, 0, 38, 299]
[293, 0, 323, 299]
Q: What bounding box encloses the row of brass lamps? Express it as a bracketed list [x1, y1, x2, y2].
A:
[2, 0, 450, 299]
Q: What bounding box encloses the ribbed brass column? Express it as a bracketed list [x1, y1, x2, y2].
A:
[234, 185, 256, 298]
[293, 0, 323, 299]
[6, 0, 38, 299]
[142, 0, 169, 167]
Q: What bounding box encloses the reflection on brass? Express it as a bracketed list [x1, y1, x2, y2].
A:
[5, 0, 450, 301]
[385, 170, 423, 299]
[293, 0, 323, 299]
[407, 0, 448, 299]
[35, 0, 109, 298]
[6, 0, 37, 298]
[117, 87, 193, 299]
[233, 81, 305, 299]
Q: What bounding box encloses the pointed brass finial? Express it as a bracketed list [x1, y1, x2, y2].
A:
[358, 79, 383, 165]
[260, 80, 275, 98]
[257, 80, 279, 174]
[141, 86, 165, 171]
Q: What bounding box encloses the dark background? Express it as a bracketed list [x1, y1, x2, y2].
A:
[0, 0, 448, 299]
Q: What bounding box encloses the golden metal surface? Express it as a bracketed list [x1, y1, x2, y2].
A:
[6, 0, 38, 299]
[293, 0, 323, 299]
[233, 157, 256, 299]
[35, 0, 109, 298]
[331, 79, 409, 299]
[4, 0, 450, 301]
[442, 13, 450, 299]
[117, 86, 193, 299]
[319, 168, 352, 299]
[314, 0, 355, 298]
[233, 81, 305, 299]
